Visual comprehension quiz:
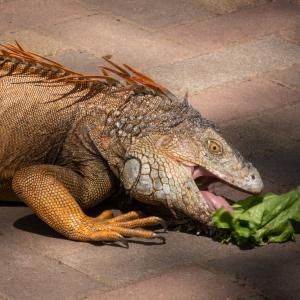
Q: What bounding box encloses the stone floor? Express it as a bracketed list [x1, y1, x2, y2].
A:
[0, 0, 299, 299]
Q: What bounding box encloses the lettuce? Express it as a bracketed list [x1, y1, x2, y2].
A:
[212, 187, 300, 246]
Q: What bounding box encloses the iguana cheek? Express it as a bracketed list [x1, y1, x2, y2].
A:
[122, 155, 165, 201]
[122, 158, 141, 190]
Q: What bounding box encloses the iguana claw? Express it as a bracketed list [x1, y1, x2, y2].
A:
[118, 236, 129, 248]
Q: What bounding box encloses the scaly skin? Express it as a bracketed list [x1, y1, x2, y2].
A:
[0, 43, 263, 245]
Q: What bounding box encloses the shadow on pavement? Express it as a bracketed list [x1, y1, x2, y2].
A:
[222, 112, 300, 192]
[210, 245, 300, 300]
[14, 213, 64, 239]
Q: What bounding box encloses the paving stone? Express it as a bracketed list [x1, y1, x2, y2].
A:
[0, 0, 15, 4]
[0, 237, 103, 300]
[86, 266, 263, 300]
[160, 2, 300, 54]
[36, 13, 195, 69]
[48, 49, 104, 74]
[196, 0, 267, 14]
[0, 33, 117, 74]
[1, 206, 299, 299]
[0, 30, 73, 56]
[148, 36, 300, 93]
[280, 26, 300, 45]
[209, 243, 300, 300]
[46, 231, 241, 289]
[0, 207, 239, 289]
[189, 78, 300, 124]
[0, 291, 11, 300]
[0, 0, 91, 32]
[222, 102, 300, 191]
[265, 64, 300, 91]
[0, 206, 90, 260]
[78, 0, 214, 30]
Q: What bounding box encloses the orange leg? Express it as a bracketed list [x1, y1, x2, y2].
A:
[12, 165, 165, 246]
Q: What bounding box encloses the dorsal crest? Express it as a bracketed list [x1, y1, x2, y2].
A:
[0, 42, 177, 101]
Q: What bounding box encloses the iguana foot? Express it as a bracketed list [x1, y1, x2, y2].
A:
[84, 210, 166, 246]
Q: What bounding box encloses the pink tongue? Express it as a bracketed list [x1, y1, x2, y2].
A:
[201, 191, 233, 212]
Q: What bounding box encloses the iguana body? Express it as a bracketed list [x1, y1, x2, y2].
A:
[0, 43, 263, 245]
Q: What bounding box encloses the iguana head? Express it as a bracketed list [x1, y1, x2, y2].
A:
[118, 97, 263, 224]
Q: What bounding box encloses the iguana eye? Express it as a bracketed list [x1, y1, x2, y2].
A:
[207, 139, 223, 155]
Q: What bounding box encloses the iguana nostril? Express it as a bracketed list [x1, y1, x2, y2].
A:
[251, 174, 256, 180]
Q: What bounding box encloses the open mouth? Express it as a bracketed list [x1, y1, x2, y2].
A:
[184, 164, 236, 213]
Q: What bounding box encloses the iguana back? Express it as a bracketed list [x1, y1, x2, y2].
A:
[0, 43, 132, 180]
[0, 68, 77, 177]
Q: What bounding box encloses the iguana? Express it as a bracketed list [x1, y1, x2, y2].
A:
[0, 42, 263, 246]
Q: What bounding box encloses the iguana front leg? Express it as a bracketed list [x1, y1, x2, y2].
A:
[12, 165, 163, 245]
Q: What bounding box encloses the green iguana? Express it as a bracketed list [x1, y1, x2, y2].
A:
[0, 42, 263, 246]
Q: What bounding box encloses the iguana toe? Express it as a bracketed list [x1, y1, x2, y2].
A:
[109, 216, 166, 230]
[89, 212, 166, 244]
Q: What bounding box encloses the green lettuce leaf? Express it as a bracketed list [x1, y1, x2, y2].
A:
[212, 187, 300, 246]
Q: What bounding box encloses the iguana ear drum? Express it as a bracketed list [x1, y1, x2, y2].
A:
[121, 158, 141, 190]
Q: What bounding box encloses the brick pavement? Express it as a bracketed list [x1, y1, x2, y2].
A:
[0, 0, 299, 299]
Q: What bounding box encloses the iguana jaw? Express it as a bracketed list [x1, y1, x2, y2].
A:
[183, 162, 263, 213]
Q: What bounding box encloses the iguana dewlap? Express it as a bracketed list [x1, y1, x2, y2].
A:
[0, 43, 263, 245]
